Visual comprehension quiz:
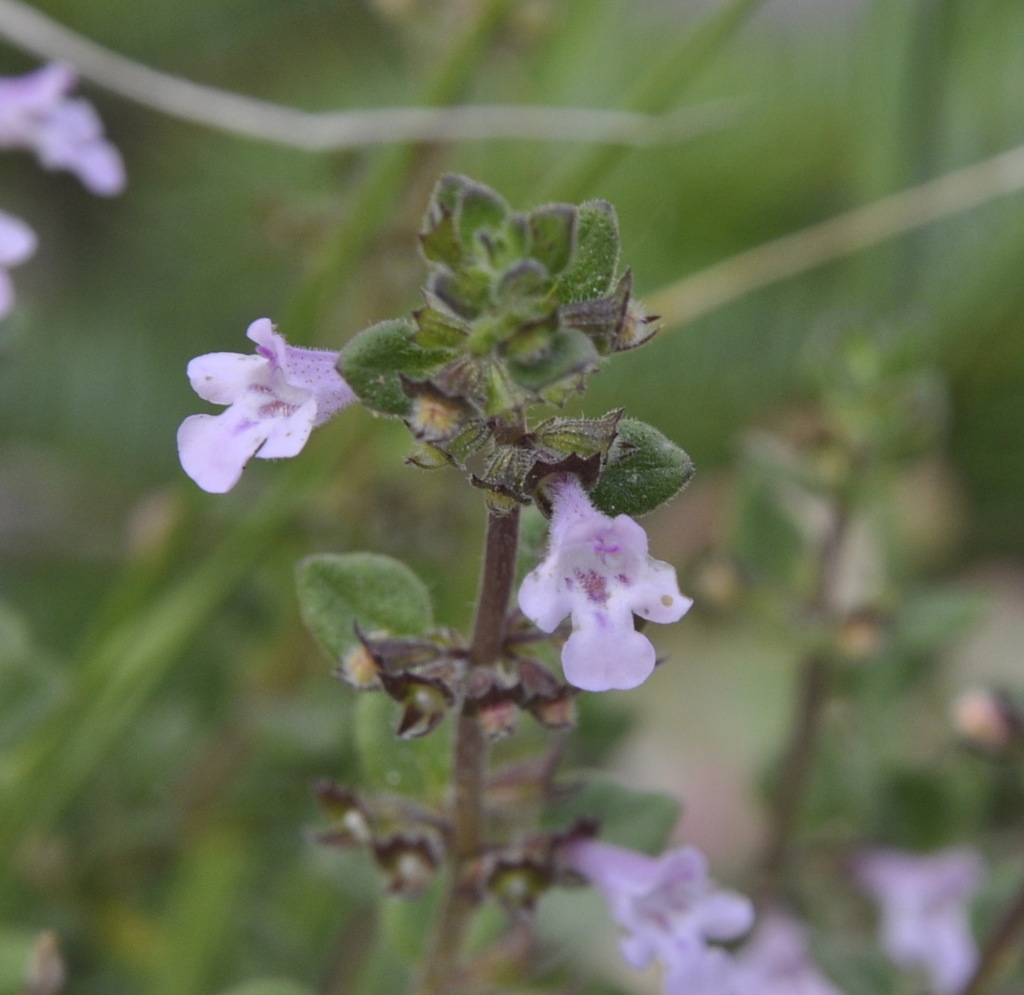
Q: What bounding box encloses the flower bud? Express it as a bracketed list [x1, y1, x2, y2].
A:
[338, 642, 383, 690]
[953, 688, 1021, 753]
[373, 836, 441, 898]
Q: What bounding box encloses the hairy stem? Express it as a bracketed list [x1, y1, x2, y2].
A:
[414, 505, 521, 995]
[959, 872, 1024, 995]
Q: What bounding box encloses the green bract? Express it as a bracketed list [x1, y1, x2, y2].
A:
[338, 319, 451, 418]
[590, 418, 695, 517]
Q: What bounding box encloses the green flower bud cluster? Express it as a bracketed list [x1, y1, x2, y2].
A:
[338, 173, 689, 517]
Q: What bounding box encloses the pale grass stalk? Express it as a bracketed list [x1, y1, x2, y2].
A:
[648, 142, 1024, 329]
[0, 0, 735, 151]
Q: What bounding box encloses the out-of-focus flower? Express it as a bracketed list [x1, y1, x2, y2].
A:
[733, 911, 846, 995]
[0, 62, 124, 195]
[854, 846, 984, 995]
[0, 209, 37, 319]
[177, 318, 355, 493]
[563, 838, 753, 994]
[518, 474, 692, 691]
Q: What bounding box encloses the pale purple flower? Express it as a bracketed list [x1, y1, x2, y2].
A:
[733, 912, 846, 995]
[855, 846, 984, 995]
[0, 62, 124, 195]
[518, 474, 692, 691]
[0, 209, 37, 319]
[177, 318, 356, 493]
[564, 838, 753, 995]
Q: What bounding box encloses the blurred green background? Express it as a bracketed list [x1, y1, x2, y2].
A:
[2, 0, 1024, 991]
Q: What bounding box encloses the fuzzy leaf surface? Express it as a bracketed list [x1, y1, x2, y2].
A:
[590, 418, 694, 517]
[296, 552, 433, 660]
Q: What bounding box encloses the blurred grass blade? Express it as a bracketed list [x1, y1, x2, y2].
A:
[548, 0, 766, 201]
[646, 138, 1024, 331]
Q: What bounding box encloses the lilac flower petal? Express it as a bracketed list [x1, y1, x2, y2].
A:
[564, 839, 752, 995]
[630, 558, 693, 624]
[734, 913, 846, 995]
[518, 475, 691, 691]
[187, 352, 269, 404]
[693, 890, 757, 941]
[0, 210, 37, 266]
[254, 396, 318, 458]
[518, 566, 573, 633]
[562, 622, 655, 691]
[0, 62, 124, 195]
[0, 269, 14, 320]
[664, 945, 738, 995]
[283, 345, 357, 425]
[67, 139, 126, 196]
[855, 847, 984, 995]
[177, 411, 267, 493]
[178, 319, 355, 492]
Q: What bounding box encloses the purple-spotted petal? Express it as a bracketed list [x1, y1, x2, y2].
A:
[631, 558, 693, 623]
[518, 474, 691, 691]
[179, 318, 356, 492]
[253, 396, 318, 459]
[186, 352, 269, 404]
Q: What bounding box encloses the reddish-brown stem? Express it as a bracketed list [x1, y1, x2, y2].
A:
[414, 505, 520, 995]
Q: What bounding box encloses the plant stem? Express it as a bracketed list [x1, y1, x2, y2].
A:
[758, 652, 830, 892]
[414, 505, 521, 995]
[959, 870, 1024, 995]
[757, 503, 848, 896]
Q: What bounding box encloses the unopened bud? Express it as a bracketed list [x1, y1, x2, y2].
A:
[692, 553, 742, 610]
[23, 930, 65, 995]
[836, 609, 887, 661]
[953, 688, 1020, 752]
[312, 782, 373, 846]
[614, 299, 660, 352]
[488, 863, 548, 911]
[338, 643, 382, 689]
[374, 836, 441, 898]
[409, 392, 464, 442]
[530, 693, 577, 730]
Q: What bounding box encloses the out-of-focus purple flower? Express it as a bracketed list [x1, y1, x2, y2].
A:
[855, 846, 985, 995]
[0, 209, 37, 319]
[0, 62, 124, 195]
[733, 911, 846, 995]
[518, 475, 692, 691]
[177, 318, 356, 493]
[563, 838, 753, 994]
